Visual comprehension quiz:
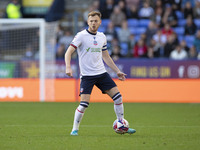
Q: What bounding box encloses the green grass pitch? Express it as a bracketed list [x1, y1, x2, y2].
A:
[0, 102, 200, 150]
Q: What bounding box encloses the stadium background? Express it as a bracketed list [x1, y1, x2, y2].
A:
[0, 0, 200, 103]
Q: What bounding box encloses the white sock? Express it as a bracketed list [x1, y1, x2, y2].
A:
[112, 92, 124, 120]
[72, 101, 89, 131]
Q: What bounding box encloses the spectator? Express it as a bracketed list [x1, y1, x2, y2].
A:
[110, 5, 126, 27]
[146, 46, 155, 59]
[162, 23, 174, 38]
[164, 33, 179, 58]
[128, 34, 136, 55]
[6, 0, 22, 18]
[153, 29, 167, 48]
[180, 40, 190, 52]
[100, 0, 115, 19]
[172, 0, 182, 11]
[193, 0, 200, 18]
[145, 21, 158, 46]
[133, 39, 148, 58]
[118, 0, 131, 18]
[56, 43, 66, 60]
[56, 24, 64, 43]
[129, 5, 139, 19]
[162, 4, 178, 27]
[153, 0, 163, 9]
[151, 6, 163, 27]
[181, 0, 195, 9]
[188, 46, 198, 59]
[184, 16, 197, 36]
[104, 21, 118, 45]
[193, 30, 200, 53]
[58, 30, 73, 47]
[170, 45, 188, 60]
[138, 2, 154, 19]
[183, 1, 194, 19]
[117, 20, 130, 43]
[110, 45, 123, 61]
[149, 38, 161, 57]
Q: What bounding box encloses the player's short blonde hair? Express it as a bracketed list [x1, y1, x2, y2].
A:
[88, 11, 102, 19]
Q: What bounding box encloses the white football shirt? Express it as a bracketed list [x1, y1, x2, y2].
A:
[70, 29, 107, 76]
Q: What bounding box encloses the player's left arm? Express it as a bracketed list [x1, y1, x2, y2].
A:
[102, 50, 127, 81]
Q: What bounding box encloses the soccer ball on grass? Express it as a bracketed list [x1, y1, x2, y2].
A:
[113, 118, 129, 134]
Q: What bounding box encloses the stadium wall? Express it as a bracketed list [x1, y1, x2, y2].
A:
[0, 78, 200, 103]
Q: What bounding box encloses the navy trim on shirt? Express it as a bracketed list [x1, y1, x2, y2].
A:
[86, 29, 97, 35]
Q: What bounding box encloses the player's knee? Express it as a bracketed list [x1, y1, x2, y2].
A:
[80, 101, 89, 108]
[112, 92, 122, 104]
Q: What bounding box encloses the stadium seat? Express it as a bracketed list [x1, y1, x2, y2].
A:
[101, 19, 110, 28]
[175, 11, 184, 19]
[129, 27, 146, 35]
[194, 19, 200, 29]
[127, 19, 139, 27]
[120, 42, 129, 56]
[184, 35, 195, 48]
[173, 27, 185, 35]
[178, 19, 186, 27]
[178, 35, 184, 42]
[98, 26, 106, 32]
[138, 19, 150, 27]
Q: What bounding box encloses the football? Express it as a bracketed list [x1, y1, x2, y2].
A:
[113, 118, 129, 134]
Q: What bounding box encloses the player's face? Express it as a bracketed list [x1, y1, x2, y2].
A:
[87, 15, 101, 33]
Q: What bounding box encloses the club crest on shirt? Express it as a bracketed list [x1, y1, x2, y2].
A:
[93, 37, 98, 45]
[80, 88, 84, 93]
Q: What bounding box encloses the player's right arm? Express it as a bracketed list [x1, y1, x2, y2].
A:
[65, 45, 76, 77]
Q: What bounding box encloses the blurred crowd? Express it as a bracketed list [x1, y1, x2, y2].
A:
[2, 0, 200, 61]
[56, 0, 200, 61]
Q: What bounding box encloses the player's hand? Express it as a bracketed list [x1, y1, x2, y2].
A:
[66, 67, 73, 77]
[117, 72, 127, 81]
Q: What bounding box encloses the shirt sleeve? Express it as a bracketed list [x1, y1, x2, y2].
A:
[102, 34, 107, 51]
[70, 32, 82, 49]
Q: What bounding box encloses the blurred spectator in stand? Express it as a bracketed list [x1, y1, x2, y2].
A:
[183, 1, 194, 19]
[118, 0, 131, 18]
[172, 0, 182, 11]
[151, 6, 163, 27]
[188, 46, 198, 59]
[153, 29, 167, 56]
[162, 4, 178, 27]
[162, 23, 174, 38]
[56, 43, 66, 60]
[194, 0, 200, 18]
[128, 34, 136, 56]
[138, 1, 154, 19]
[153, 0, 163, 9]
[149, 38, 161, 57]
[146, 46, 155, 59]
[117, 20, 130, 43]
[170, 45, 188, 60]
[110, 45, 123, 61]
[193, 30, 200, 53]
[104, 21, 118, 46]
[58, 30, 73, 47]
[83, 0, 99, 25]
[129, 5, 139, 19]
[145, 21, 158, 46]
[133, 39, 148, 58]
[110, 5, 126, 27]
[5, 0, 22, 18]
[180, 40, 190, 52]
[181, 0, 195, 9]
[164, 33, 179, 58]
[24, 44, 34, 59]
[184, 16, 197, 36]
[100, 0, 115, 19]
[56, 24, 64, 43]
